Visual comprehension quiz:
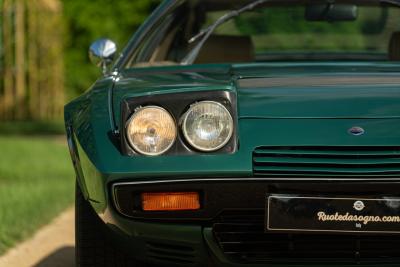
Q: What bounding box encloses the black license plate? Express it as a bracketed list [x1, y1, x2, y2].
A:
[266, 195, 400, 234]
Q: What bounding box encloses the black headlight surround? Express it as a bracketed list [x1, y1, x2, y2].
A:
[120, 90, 237, 156]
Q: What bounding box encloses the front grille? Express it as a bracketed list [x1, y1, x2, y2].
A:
[212, 210, 400, 265]
[146, 241, 197, 265]
[253, 146, 400, 178]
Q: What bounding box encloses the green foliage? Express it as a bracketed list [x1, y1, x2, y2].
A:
[62, 0, 160, 98]
[0, 136, 74, 255]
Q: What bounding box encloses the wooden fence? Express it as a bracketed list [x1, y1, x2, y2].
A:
[0, 0, 64, 121]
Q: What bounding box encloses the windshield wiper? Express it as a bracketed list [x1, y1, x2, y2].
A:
[181, 0, 269, 65]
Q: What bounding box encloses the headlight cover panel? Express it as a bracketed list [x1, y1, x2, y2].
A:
[120, 90, 237, 156]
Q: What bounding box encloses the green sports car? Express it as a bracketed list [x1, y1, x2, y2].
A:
[65, 0, 400, 266]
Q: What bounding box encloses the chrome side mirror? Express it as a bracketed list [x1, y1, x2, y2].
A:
[89, 39, 117, 75]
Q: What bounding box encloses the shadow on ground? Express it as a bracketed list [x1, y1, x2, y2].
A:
[33, 246, 75, 267]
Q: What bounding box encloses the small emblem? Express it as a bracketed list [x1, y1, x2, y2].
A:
[353, 201, 365, 211]
[348, 126, 365, 136]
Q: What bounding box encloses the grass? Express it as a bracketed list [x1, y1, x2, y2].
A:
[0, 121, 66, 136]
[0, 136, 75, 255]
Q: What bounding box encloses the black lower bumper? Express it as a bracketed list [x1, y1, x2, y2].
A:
[112, 179, 400, 221]
[111, 179, 400, 266]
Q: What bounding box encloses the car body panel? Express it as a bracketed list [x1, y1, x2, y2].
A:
[65, 77, 115, 212]
[236, 63, 400, 119]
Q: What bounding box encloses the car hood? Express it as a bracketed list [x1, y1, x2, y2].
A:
[113, 62, 400, 124]
[235, 63, 400, 119]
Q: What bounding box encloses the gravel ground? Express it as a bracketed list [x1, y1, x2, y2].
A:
[0, 208, 75, 267]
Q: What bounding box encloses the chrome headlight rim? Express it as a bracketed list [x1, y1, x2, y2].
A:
[125, 105, 177, 156]
[182, 101, 234, 152]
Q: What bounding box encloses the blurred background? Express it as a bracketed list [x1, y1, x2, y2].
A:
[0, 0, 159, 262]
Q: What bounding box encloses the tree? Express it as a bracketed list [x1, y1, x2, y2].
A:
[0, 0, 64, 121]
[62, 0, 160, 98]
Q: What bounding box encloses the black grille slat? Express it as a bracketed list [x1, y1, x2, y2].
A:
[253, 146, 400, 178]
[254, 165, 400, 172]
[254, 146, 400, 154]
[212, 210, 400, 264]
[254, 157, 400, 165]
[145, 242, 196, 265]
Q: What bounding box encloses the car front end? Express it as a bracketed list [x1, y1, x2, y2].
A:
[66, 0, 400, 266]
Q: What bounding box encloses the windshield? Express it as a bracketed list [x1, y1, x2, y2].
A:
[124, 0, 400, 68]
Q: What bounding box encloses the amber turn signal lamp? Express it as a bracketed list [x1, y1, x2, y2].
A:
[141, 192, 200, 211]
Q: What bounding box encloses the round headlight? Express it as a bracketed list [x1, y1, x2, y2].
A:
[182, 101, 233, 152]
[126, 106, 176, 156]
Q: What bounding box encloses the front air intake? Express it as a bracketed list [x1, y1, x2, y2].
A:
[253, 146, 400, 178]
[212, 210, 400, 264]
